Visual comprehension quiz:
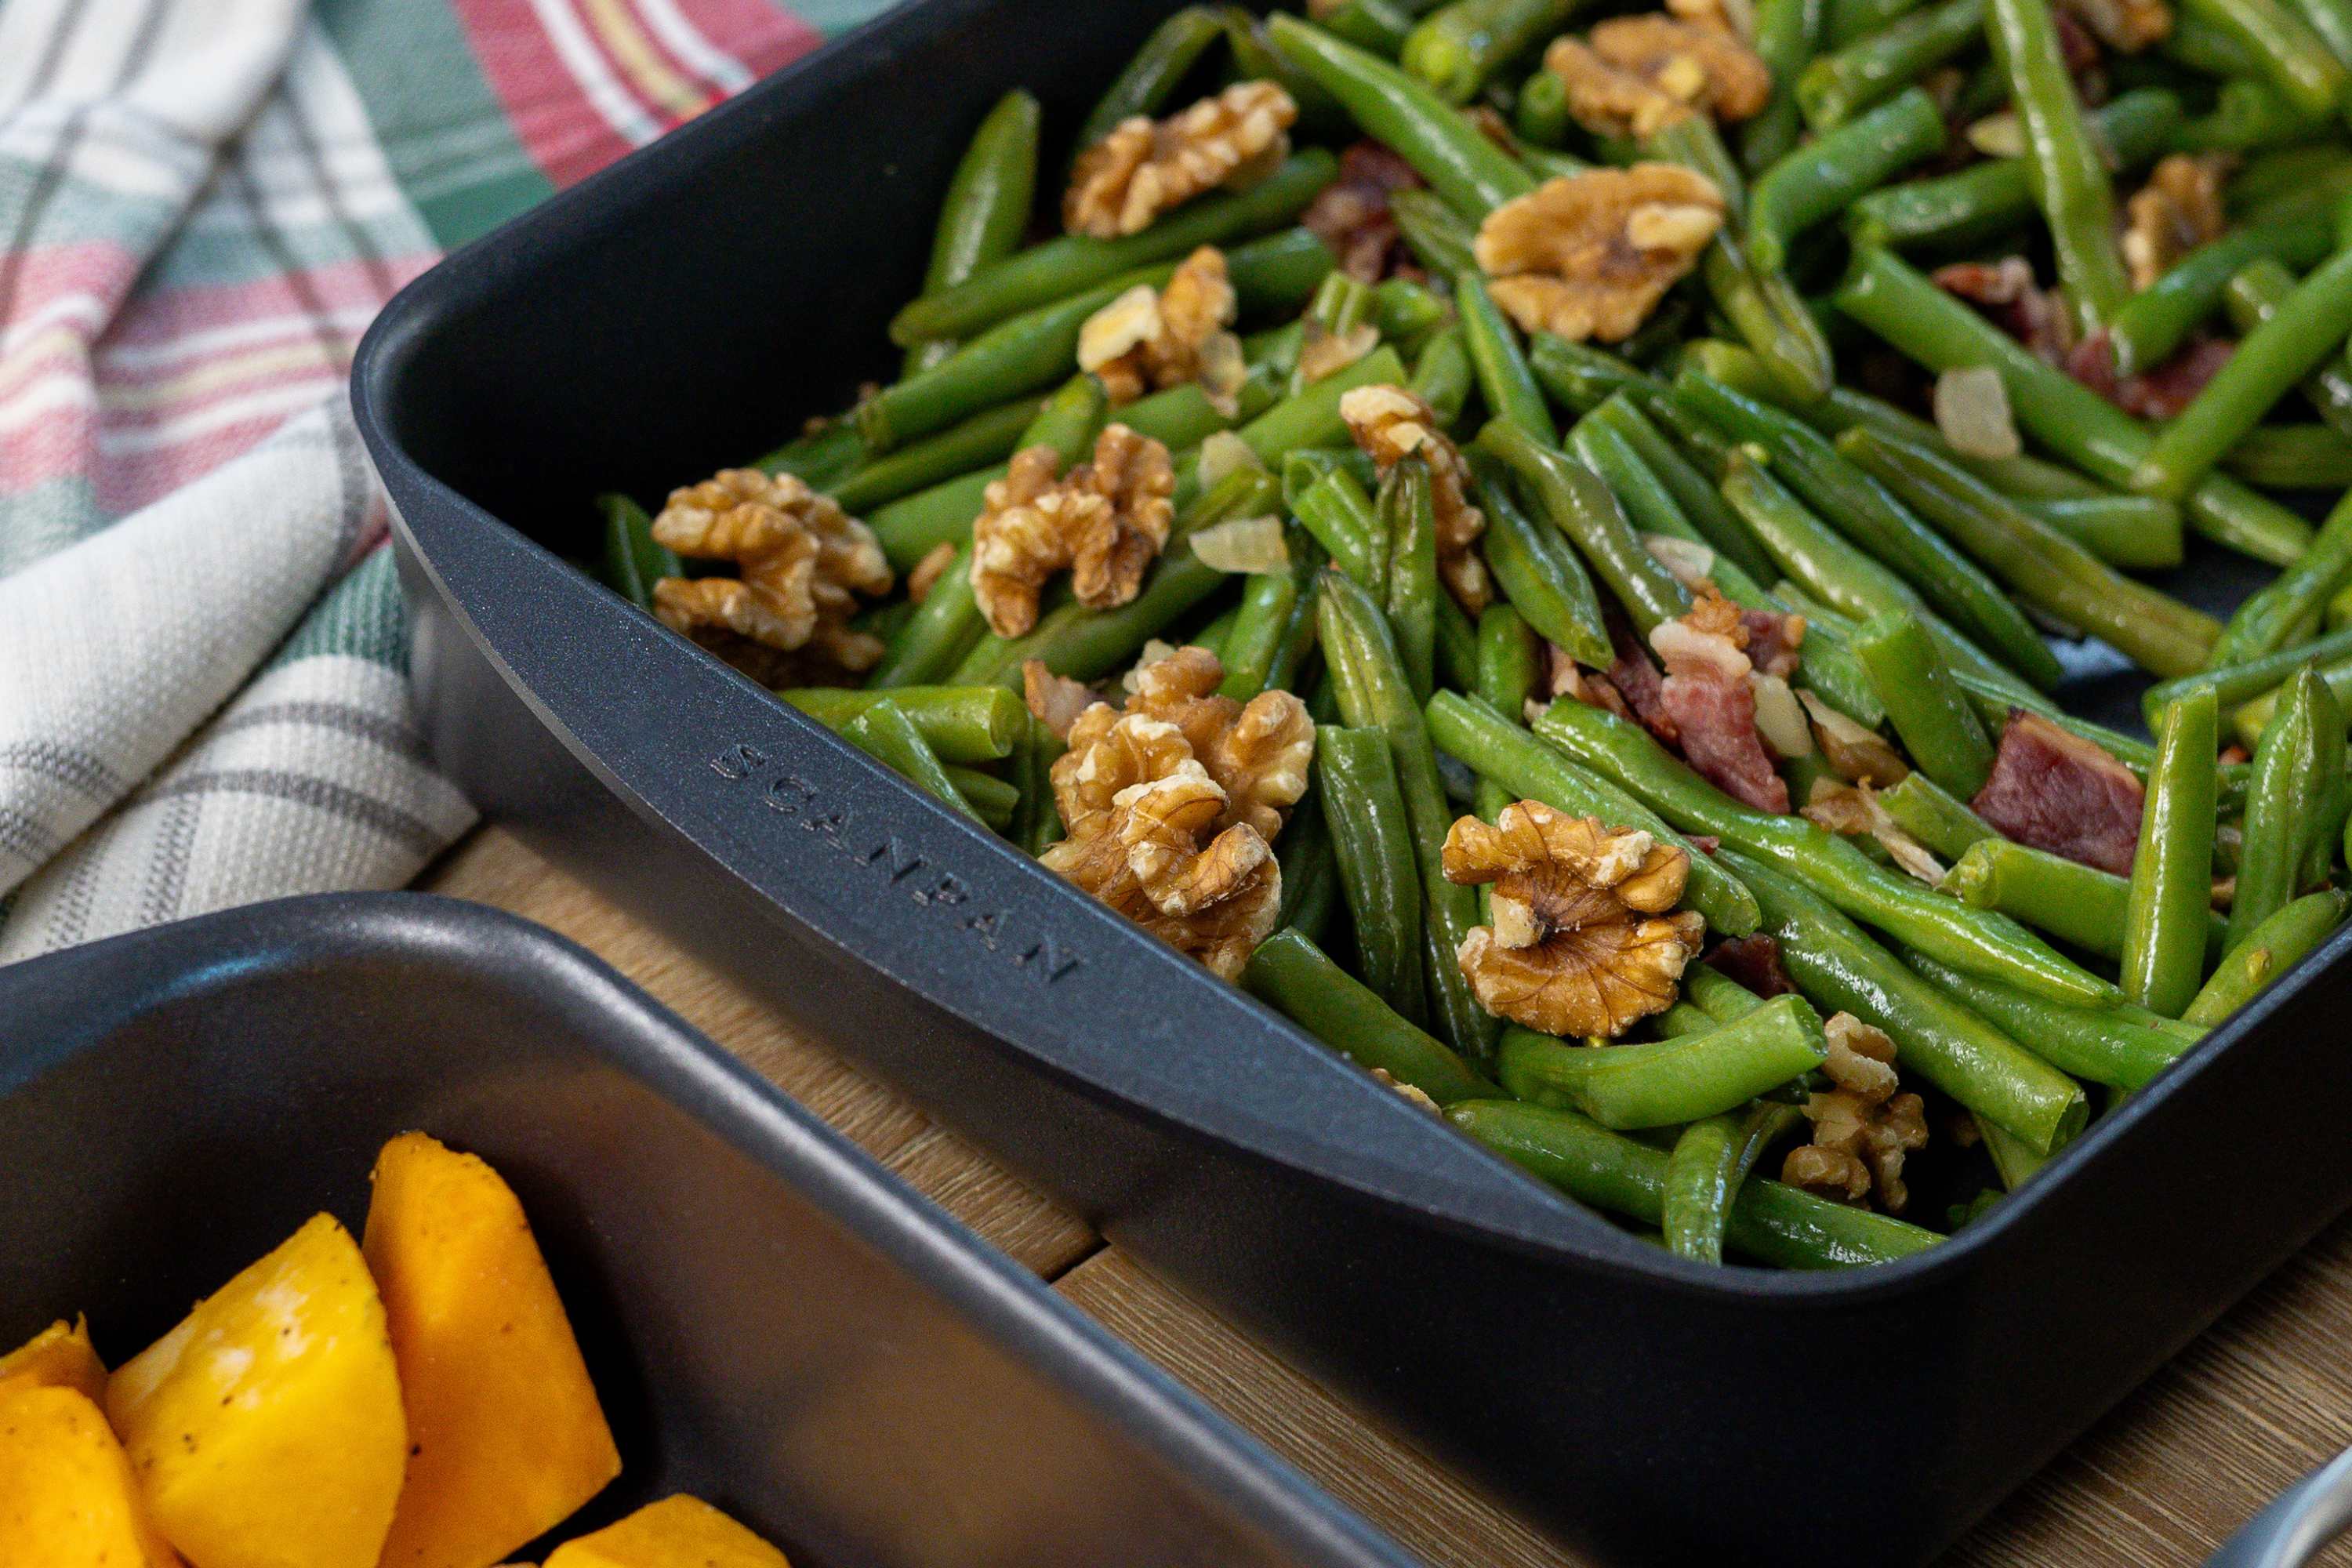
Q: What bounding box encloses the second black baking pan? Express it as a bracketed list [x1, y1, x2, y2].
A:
[0, 892, 1425, 1568]
[349, 4, 2352, 1563]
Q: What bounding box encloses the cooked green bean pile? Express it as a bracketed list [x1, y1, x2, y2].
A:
[593, 0, 2352, 1269]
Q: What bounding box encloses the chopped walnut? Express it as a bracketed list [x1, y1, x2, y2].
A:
[907, 539, 956, 604]
[1801, 780, 1947, 883]
[1338, 384, 1491, 612]
[971, 426, 1177, 637]
[1475, 166, 1725, 347]
[652, 468, 893, 681]
[1065, 82, 1298, 239]
[1023, 660, 1098, 741]
[1079, 247, 1247, 414]
[1588, 16, 1770, 127]
[2060, 0, 2171, 51]
[1442, 802, 1708, 1038]
[1298, 320, 1383, 384]
[2122, 154, 2228, 292]
[1300, 140, 1427, 283]
[1780, 1013, 1929, 1212]
[1369, 1067, 1443, 1112]
[1040, 648, 1314, 978]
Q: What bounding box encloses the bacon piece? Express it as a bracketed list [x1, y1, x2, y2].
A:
[1741, 607, 1803, 679]
[1708, 934, 1797, 998]
[2053, 9, 2101, 72]
[1934, 257, 2072, 364]
[1301, 140, 1426, 283]
[2067, 332, 2233, 420]
[1690, 833, 1721, 855]
[1608, 619, 1679, 743]
[1651, 605, 1788, 814]
[1969, 710, 2145, 875]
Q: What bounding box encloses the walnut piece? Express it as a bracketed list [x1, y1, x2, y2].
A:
[1555, 16, 1772, 139]
[1023, 660, 1098, 741]
[1040, 647, 1315, 978]
[1442, 802, 1708, 1038]
[1079, 247, 1247, 413]
[1802, 780, 1947, 884]
[652, 468, 893, 681]
[1066, 82, 1298, 239]
[2122, 154, 2228, 292]
[1338, 383, 1491, 612]
[971, 425, 1177, 637]
[1780, 1013, 1928, 1212]
[1475, 166, 1725, 346]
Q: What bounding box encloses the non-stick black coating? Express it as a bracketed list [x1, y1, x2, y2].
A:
[0, 893, 1423, 1568]
[350, 4, 2352, 1563]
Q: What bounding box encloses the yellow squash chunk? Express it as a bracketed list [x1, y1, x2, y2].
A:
[0, 1313, 106, 1402]
[107, 1212, 408, 1568]
[542, 1496, 791, 1568]
[365, 1131, 622, 1568]
[0, 1382, 180, 1566]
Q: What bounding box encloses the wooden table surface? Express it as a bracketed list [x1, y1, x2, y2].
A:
[425, 823, 2352, 1568]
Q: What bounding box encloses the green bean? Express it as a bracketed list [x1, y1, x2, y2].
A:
[1009, 712, 1064, 857]
[1295, 466, 1387, 591]
[1467, 452, 1615, 666]
[869, 549, 983, 688]
[1437, 594, 1480, 694]
[1679, 374, 2063, 683]
[597, 492, 677, 611]
[1476, 419, 1692, 637]
[1402, 0, 1579, 101]
[1534, 697, 2118, 1005]
[1453, 1098, 1940, 1265]
[1498, 996, 1828, 1127]
[1835, 247, 2313, 567]
[1854, 612, 1997, 796]
[887, 155, 1337, 353]
[1475, 604, 1542, 724]
[905, 89, 1040, 375]
[1901, 951, 2193, 1089]
[1321, 571, 1496, 1061]
[2145, 624, 2352, 728]
[1457, 272, 1558, 441]
[868, 374, 1109, 571]
[2228, 419, 2352, 493]
[863, 276, 1140, 456]
[2107, 220, 2335, 379]
[1747, 0, 1827, 172]
[1408, 321, 1475, 430]
[1377, 277, 1450, 353]
[1283, 448, 1371, 510]
[953, 469, 1279, 685]
[2133, 246, 2352, 502]
[1427, 691, 1764, 934]
[1246, 928, 1500, 1102]
[942, 764, 1019, 829]
[831, 394, 1049, 516]
[1845, 89, 2182, 252]
[1527, 333, 1656, 415]
[1276, 785, 1338, 943]
[1991, 0, 2133, 332]
[2232, 666, 2345, 952]
[754, 420, 864, 487]
[1218, 559, 1302, 701]
[1944, 837, 2227, 964]
[1318, 0, 1422, 56]
[1978, 1113, 2050, 1190]
[1717, 849, 2089, 1150]
[1267, 13, 1537, 216]
[1076, 7, 1229, 151]
[1828, 0, 1928, 45]
[1751, 89, 1947, 274]
[1319, 725, 1431, 1025]
[1388, 188, 1479, 283]
[2019, 495, 2186, 571]
[2165, 2, 2270, 70]
[1835, 425, 2223, 677]
[2186, 888, 2352, 1025]
[1877, 772, 1996, 859]
[1682, 964, 1765, 1024]
[2225, 258, 2352, 445]
[782, 685, 1025, 762]
[2212, 489, 2352, 670]
[2119, 687, 2218, 1018]
[2178, 0, 2350, 122]
[2230, 653, 2352, 744]
[1240, 344, 1410, 460]
[2172, 74, 2333, 151]
[1701, 224, 1839, 404]
[840, 701, 981, 822]
[1588, 392, 1781, 587]
[1516, 60, 1574, 144]
[1799, 0, 1984, 129]
[1664, 1102, 1806, 1265]
[1382, 458, 1440, 703]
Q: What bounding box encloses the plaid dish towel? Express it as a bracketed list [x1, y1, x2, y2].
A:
[0, 0, 898, 960]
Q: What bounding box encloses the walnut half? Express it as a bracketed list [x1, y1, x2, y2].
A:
[1546, 16, 1771, 140]
[971, 425, 1177, 638]
[1040, 646, 1315, 978]
[1475, 165, 1725, 345]
[651, 468, 893, 683]
[1442, 802, 1707, 1038]
[2122, 154, 2227, 292]
[1066, 82, 1298, 239]
[1078, 246, 1247, 414]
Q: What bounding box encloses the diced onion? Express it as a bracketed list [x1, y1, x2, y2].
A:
[1966, 112, 2025, 158]
[1750, 673, 1813, 758]
[1643, 533, 1715, 593]
[1934, 365, 2022, 460]
[1196, 430, 1265, 492]
[1190, 515, 1290, 574]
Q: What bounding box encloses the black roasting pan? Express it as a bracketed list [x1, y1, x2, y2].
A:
[0, 891, 1428, 1568]
[348, 5, 2352, 1562]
